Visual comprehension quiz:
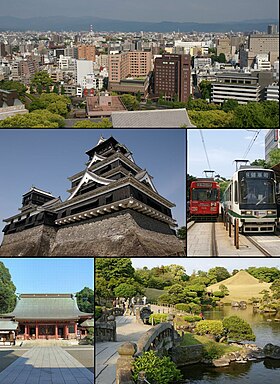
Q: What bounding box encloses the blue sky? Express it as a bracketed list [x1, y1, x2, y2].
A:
[0, 258, 93, 293]
[132, 258, 280, 273]
[1, 0, 278, 22]
[0, 129, 185, 242]
[188, 129, 268, 179]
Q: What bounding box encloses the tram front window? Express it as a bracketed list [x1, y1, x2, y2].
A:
[192, 189, 218, 201]
[240, 179, 275, 205]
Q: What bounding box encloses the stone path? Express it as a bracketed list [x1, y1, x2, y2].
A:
[96, 315, 151, 384]
[0, 346, 94, 384]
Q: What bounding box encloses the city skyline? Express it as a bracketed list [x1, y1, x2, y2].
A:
[1, 0, 278, 23]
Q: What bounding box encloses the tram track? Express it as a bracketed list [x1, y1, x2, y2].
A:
[211, 223, 218, 256]
[246, 236, 272, 256]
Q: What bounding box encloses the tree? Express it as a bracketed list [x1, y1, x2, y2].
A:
[114, 282, 142, 299]
[222, 99, 239, 113]
[247, 267, 280, 283]
[60, 85, 65, 95]
[0, 80, 27, 96]
[219, 284, 229, 296]
[121, 94, 139, 111]
[176, 226, 186, 240]
[218, 180, 230, 199]
[0, 109, 65, 128]
[136, 91, 142, 102]
[31, 71, 53, 92]
[76, 287, 94, 313]
[199, 80, 212, 100]
[268, 148, 280, 168]
[229, 102, 279, 128]
[222, 316, 256, 341]
[0, 261, 17, 314]
[73, 118, 113, 128]
[208, 267, 230, 284]
[251, 159, 268, 168]
[53, 84, 59, 94]
[187, 174, 197, 200]
[188, 110, 233, 128]
[47, 101, 68, 117]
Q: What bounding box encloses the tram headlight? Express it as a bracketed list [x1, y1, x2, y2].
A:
[267, 210, 276, 215]
[241, 210, 252, 215]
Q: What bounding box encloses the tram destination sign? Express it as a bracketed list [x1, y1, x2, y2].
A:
[245, 171, 273, 179]
[196, 182, 212, 187]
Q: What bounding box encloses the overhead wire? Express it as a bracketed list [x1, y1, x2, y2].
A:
[199, 129, 211, 170]
[242, 129, 261, 159]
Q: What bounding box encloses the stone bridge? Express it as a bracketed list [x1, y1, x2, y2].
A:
[116, 322, 180, 384]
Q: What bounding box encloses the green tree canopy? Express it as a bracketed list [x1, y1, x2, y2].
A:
[208, 267, 230, 284]
[114, 282, 143, 299]
[0, 109, 65, 128]
[247, 267, 280, 282]
[222, 99, 239, 113]
[31, 71, 53, 92]
[76, 287, 94, 313]
[121, 94, 140, 111]
[268, 148, 280, 168]
[73, 118, 112, 128]
[176, 226, 186, 240]
[0, 262, 17, 314]
[0, 80, 27, 96]
[251, 159, 268, 168]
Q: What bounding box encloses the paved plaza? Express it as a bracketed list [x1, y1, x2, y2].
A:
[0, 346, 94, 384]
[96, 315, 150, 384]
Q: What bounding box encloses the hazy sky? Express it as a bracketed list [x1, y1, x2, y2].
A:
[187, 129, 268, 179]
[0, 258, 93, 293]
[1, 0, 278, 22]
[0, 129, 185, 243]
[132, 258, 280, 273]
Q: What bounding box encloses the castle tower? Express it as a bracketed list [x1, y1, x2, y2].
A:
[0, 136, 184, 256]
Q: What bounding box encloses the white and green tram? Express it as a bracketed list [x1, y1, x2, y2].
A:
[222, 166, 278, 233]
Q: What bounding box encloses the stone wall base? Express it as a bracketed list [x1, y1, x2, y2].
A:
[0, 210, 184, 256]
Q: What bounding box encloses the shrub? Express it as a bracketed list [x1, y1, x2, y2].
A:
[95, 306, 102, 319]
[175, 303, 189, 312]
[213, 291, 225, 298]
[149, 313, 168, 324]
[132, 350, 182, 384]
[195, 320, 224, 337]
[222, 316, 256, 341]
[183, 315, 202, 322]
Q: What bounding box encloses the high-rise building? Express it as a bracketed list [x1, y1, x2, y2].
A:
[77, 45, 96, 62]
[267, 24, 278, 35]
[153, 54, 191, 102]
[248, 34, 279, 65]
[108, 51, 152, 83]
[265, 129, 280, 161]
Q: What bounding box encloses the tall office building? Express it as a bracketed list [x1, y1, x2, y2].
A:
[77, 45, 96, 62]
[154, 54, 191, 102]
[267, 24, 278, 35]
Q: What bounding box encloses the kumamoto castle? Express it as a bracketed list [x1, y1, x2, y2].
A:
[0, 136, 184, 256]
[0, 293, 92, 342]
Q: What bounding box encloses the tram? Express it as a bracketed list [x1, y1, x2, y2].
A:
[189, 179, 220, 221]
[222, 166, 278, 233]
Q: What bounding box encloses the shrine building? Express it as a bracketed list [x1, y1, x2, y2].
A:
[0, 294, 92, 340]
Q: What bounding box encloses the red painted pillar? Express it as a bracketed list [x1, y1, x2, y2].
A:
[74, 323, 77, 337]
[24, 324, 27, 340]
[35, 323, 38, 339]
[55, 323, 58, 339]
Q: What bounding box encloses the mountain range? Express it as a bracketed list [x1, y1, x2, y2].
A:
[0, 16, 278, 33]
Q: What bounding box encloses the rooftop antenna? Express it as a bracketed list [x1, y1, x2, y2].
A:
[233, 159, 249, 171]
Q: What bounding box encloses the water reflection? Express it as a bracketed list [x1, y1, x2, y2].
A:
[181, 306, 280, 383]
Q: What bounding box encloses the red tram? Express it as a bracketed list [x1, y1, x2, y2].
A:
[190, 179, 220, 221]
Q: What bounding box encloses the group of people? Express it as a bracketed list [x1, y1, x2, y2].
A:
[112, 296, 148, 316]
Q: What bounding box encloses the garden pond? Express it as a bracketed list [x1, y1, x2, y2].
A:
[181, 305, 280, 384]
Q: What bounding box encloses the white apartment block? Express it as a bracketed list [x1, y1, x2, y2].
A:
[266, 83, 279, 102]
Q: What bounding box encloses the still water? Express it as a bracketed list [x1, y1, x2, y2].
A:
[181, 306, 280, 384]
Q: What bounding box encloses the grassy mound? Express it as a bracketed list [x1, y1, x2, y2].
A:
[207, 270, 271, 303]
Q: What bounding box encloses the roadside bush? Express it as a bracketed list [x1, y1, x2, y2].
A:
[195, 320, 224, 337]
[132, 350, 182, 384]
[183, 315, 202, 322]
[222, 316, 256, 341]
[149, 313, 168, 324]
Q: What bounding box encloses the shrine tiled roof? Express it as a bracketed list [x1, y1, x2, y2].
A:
[1, 294, 92, 320]
[0, 319, 18, 331]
